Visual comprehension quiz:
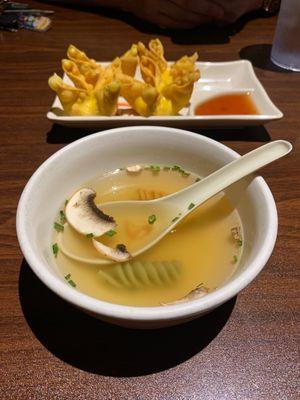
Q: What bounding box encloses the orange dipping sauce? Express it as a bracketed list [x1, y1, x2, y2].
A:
[195, 92, 259, 115]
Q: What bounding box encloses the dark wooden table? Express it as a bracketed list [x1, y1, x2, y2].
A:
[1, 2, 299, 399]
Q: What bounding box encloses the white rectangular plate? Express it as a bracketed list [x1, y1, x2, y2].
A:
[47, 60, 283, 128]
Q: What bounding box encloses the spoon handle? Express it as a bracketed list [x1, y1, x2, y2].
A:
[168, 140, 292, 210]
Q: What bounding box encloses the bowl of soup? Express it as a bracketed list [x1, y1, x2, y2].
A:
[16, 126, 277, 328]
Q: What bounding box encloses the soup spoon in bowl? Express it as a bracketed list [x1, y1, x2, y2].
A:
[60, 140, 292, 264]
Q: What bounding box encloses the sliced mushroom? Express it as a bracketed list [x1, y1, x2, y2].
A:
[161, 284, 209, 306]
[126, 165, 142, 173]
[92, 239, 131, 262]
[231, 226, 242, 241]
[65, 188, 116, 237]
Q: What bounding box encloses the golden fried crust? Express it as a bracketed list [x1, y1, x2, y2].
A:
[48, 40, 200, 116]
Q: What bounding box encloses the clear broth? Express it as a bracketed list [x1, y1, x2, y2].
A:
[54, 168, 243, 306]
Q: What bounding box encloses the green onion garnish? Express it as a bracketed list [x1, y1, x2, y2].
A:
[237, 239, 243, 247]
[60, 210, 66, 224]
[182, 171, 190, 177]
[64, 273, 76, 287]
[86, 233, 94, 238]
[232, 255, 238, 264]
[195, 177, 201, 182]
[150, 165, 160, 172]
[52, 243, 59, 258]
[65, 199, 68, 206]
[54, 222, 64, 233]
[148, 214, 157, 224]
[172, 165, 181, 171]
[188, 202, 195, 210]
[106, 229, 116, 237]
[172, 216, 179, 223]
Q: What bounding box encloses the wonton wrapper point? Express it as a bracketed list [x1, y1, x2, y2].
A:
[48, 39, 200, 116]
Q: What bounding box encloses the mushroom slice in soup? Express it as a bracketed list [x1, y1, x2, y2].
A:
[161, 284, 209, 305]
[231, 226, 242, 241]
[65, 188, 116, 237]
[92, 239, 131, 262]
[126, 165, 142, 173]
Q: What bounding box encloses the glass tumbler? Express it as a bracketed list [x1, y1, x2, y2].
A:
[271, 0, 300, 71]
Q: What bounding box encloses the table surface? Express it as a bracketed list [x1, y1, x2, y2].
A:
[0, 2, 299, 399]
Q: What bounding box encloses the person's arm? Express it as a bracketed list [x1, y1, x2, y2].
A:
[47, 0, 226, 29]
[44, 0, 266, 28]
[122, 0, 225, 29]
[212, 0, 263, 23]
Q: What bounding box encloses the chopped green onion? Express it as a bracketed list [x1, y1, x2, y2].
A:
[150, 165, 160, 172]
[172, 216, 179, 223]
[106, 229, 116, 237]
[64, 273, 76, 287]
[232, 255, 238, 264]
[188, 202, 195, 210]
[237, 239, 243, 247]
[54, 222, 64, 233]
[195, 177, 201, 182]
[86, 233, 94, 238]
[52, 243, 59, 258]
[65, 199, 68, 206]
[148, 214, 157, 224]
[181, 171, 190, 177]
[60, 210, 66, 224]
[172, 165, 181, 171]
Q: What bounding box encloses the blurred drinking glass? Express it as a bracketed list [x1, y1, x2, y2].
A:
[271, 0, 300, 71]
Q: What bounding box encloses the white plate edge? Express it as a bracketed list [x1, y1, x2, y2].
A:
[47, 60, 284, 122]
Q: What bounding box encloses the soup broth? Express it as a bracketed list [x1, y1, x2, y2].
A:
[53, 167, 243, 306]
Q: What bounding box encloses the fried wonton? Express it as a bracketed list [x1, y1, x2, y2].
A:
[119, 44, 139, 77]
[138, 39, 167, 86]
[48, 73, 98, 116]
[67, 45, 103, 87]
[48, 73, 120, 116]
[138, 39, 200, 115]
[48, 40, 200, 116]
[117, 73, 158, 117]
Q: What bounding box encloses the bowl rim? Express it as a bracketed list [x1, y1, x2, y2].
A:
[16, 126, 278, 322]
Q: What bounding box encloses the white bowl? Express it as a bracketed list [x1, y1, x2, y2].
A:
[16, 126, 278, 329]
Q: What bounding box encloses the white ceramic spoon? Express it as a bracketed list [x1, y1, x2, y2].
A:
[60, 140, 292, 264]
